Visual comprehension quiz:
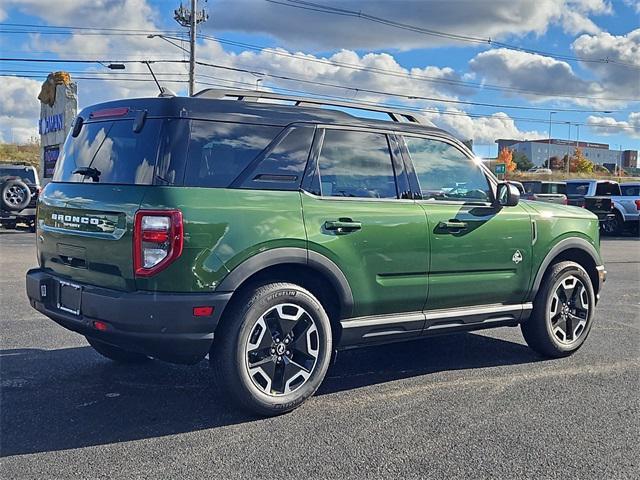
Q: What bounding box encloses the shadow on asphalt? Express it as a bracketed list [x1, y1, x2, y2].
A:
[0, 331, 541, 457]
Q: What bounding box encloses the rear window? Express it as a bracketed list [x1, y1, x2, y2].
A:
[54, 119, 162, 184]
[183, 121, 280, 188]
[0, 167, 36, 183]
[595, 182, 621, 196]
[566, 182, 589, 197]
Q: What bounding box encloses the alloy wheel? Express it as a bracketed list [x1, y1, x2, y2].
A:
[5, 185, 26, 207]
[549, 275, 590, 345]
[244, 303, 320, 396]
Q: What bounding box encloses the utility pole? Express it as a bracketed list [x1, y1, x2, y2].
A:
[174, 1, 208, 96]
[547, 111, 556, 168]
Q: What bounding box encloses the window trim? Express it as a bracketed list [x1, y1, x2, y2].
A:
[301, 125, 406, 202]
[397, 132, 498, 206]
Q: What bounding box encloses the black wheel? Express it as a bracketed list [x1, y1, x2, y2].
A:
[86, 337, 150, 364]
[521, 261, 595, 358]
[211, 282, 332, 416]
[1, 179, 32, 211]
[602, 211, 623, 236]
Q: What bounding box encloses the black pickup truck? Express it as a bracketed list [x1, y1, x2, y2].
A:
[566, 180, 618, 229]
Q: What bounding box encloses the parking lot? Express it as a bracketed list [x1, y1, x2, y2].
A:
[0, 229, 638, 479]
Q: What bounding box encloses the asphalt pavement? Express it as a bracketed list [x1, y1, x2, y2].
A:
[1, 228, 638, 479]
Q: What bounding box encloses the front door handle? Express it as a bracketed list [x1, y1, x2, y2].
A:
[324, 219, 362, 234]
[438, 220, 468, 232]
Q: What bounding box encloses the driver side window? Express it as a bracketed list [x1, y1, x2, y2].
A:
[403, 136, 491, 202]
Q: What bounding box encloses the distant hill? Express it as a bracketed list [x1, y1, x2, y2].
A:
[0, 143, 40, 170]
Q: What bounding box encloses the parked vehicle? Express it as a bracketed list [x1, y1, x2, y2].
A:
[521, 180, 567, 205]
[608, 182, 640, 235]
[565, 179, 636, 235]
[527, 167, 553, 175]
[0, 164, 39, 231]
[26, 90, 606, 415]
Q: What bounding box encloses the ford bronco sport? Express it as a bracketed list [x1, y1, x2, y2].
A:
[26, 90, 606, 415]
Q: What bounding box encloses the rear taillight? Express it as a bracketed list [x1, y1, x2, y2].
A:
[133, 210, 183, 277]
[635, 200, 640, 210]
[563, 197, 568, 205]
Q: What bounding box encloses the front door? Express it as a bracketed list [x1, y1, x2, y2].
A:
[399, 135, 532, 311]
[301, 128, 429, 319]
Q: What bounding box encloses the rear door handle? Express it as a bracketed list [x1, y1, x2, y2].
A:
[324, 219, 362, 234]
[438, 220, 468, 231]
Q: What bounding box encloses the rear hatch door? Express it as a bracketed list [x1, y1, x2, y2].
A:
[37, 113, 167, 291]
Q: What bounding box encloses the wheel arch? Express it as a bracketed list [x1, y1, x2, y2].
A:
[216, 247, 354, 324]
[530, 238, 602, 300]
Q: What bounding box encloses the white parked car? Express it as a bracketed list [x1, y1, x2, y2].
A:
[527, 167, 553, 174]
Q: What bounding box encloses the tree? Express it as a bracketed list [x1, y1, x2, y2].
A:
[571, 147, 595, 174]
[512, 151, 533, 171]
[497, 147, 516, 176]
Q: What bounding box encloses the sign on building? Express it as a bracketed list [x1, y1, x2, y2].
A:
[38, 72, 77, 185]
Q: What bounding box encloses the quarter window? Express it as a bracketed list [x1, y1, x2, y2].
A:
[403, 136, 491, 202]
[317, 130, 398, 199]
[183, 121, 280, 188]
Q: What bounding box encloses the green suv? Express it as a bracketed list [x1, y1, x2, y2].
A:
[26, 90, 606, 415]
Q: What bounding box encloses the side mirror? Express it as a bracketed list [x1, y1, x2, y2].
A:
[496, 182, 520, 207]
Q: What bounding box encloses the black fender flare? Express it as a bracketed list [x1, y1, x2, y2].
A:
[529, 237, 602, 299]
[216, 247, 354, 318]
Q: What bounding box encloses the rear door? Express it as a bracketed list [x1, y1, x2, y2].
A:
[37, 117, 166, 291]
[301, 127, 429, 323]
[399, 135, 532, 310]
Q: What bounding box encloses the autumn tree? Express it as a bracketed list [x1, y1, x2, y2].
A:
[571, 147, 595, 174]
[497, 147, 516, 176]
[512, 151, 533, 171]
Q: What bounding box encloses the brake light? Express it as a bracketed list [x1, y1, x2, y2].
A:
[90, 107, 129, 119]
[133, 210, 183, 277]
[563, 197, 568, 205]
[635, 200, 640, 210]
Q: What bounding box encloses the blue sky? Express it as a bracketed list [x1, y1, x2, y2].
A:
[0, 0, 638, 158]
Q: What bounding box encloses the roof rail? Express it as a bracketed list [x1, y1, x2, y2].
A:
[194, 88, 422, 124]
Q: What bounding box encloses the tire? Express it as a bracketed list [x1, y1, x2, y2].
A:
[521, 261, 596, 358]
[1, 179, 32, 211]
[86, 337, 150, 364]
[211, 282, 332, 416]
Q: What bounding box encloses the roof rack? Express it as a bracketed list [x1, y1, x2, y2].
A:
[194, 89, 422, 124]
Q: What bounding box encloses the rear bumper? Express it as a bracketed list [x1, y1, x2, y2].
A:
[1, 208, 36, 220]
[26, 268, 232, 364]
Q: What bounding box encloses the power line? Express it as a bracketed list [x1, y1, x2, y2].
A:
[2, 22, 637, 102]
[265, 0, 640, 70]
[0, 55, 628, 114]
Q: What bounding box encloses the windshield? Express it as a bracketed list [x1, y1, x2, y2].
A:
[0, 167, 36, 183]
[53, 119, 162, 184]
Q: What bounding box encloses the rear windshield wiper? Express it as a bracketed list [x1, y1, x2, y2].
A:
[73, 166, 101, 182]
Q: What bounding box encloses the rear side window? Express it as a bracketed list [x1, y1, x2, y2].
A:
[183, 121, 280, 188]
[316, 129, 398, 199]
[522, 182, 541, 194]
[239, 126, 315, 190]
[595, 182, 621, 196]
[54, 119, 162, 184]
[621, 184, 640, 196]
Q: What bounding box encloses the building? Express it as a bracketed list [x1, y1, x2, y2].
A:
[496, 138, 638, 169]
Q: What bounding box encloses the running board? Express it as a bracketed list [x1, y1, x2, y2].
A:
[339, 303, 532, 348]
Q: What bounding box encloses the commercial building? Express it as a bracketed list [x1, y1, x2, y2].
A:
[496, 138, 638, 169]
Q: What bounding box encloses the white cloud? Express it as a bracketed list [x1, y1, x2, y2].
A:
[587, 112, 640, 138]
[422, 108, 546, 144]
[0, 76, 42, 143]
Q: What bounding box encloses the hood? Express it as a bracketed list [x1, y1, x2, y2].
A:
[521, 200, 597, 220]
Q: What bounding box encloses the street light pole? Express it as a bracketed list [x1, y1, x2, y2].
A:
[548, 111, 556, 167]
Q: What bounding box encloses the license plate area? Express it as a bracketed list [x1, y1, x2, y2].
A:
[57, 280, 82, 316]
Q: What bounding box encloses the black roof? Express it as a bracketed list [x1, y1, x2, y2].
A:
[79, 95, 456, 140]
